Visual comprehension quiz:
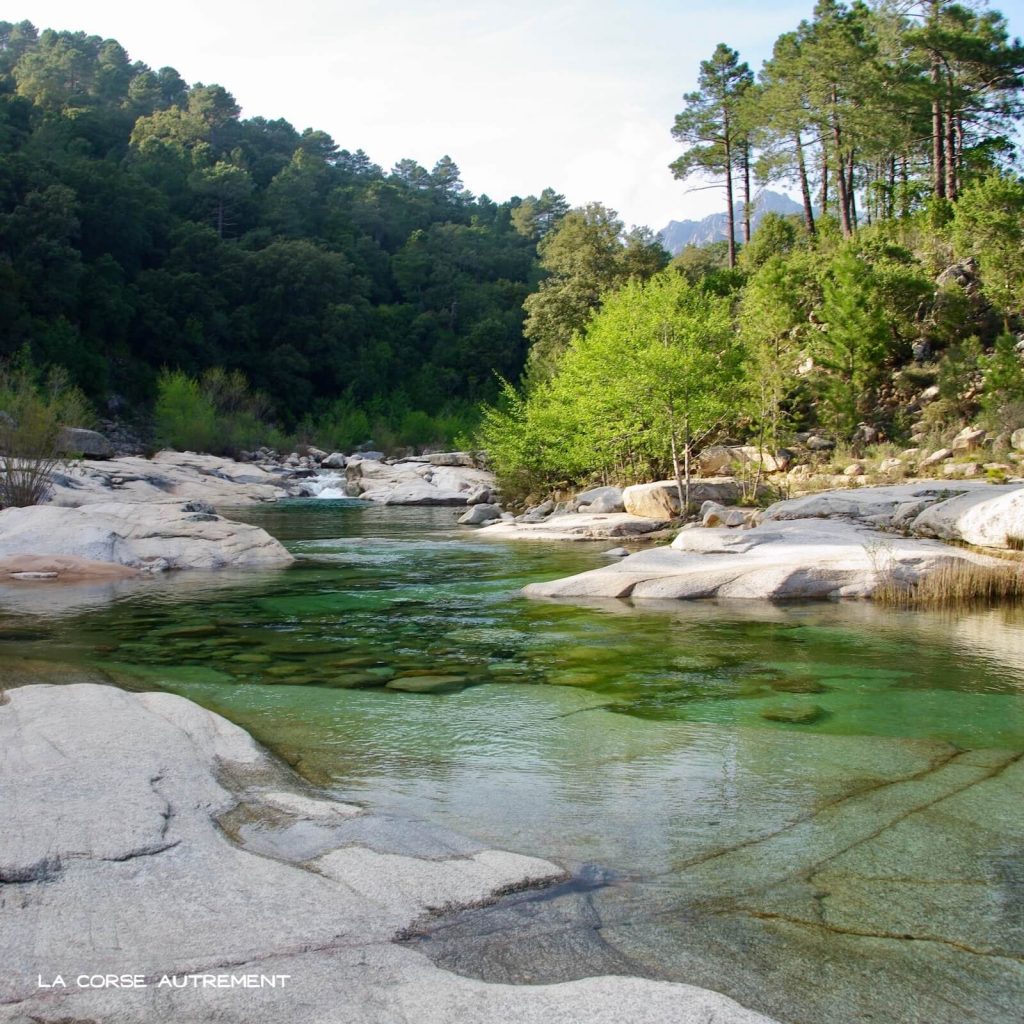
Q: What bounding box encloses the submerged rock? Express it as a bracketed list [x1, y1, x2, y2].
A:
[761, 703, 827, 724]
[4, 685, 777, 1021]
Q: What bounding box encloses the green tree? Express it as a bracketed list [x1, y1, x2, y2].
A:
[950, 172, 1024, 326]
[522, 203, 667, 382]
[813, 247, 890, 435]
[670, 43, 754, 267]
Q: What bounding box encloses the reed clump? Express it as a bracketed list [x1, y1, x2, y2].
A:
[875, 559, 1024, 608]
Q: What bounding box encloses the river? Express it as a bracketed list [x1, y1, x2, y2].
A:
[1, 498, 1021, 1023]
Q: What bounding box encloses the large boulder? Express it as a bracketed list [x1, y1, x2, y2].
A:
[0, 502, 294, 571]
[576, 485, 625, 514]
[0, 683, 776, 1024]
[622, 479, 742, 520]
[911, 486, 1024, 549]
[56, 426, 113, 460]
[761, 481, 1024, 548]
[524, 518, 1003, 601]
[458, 503, 503, 526]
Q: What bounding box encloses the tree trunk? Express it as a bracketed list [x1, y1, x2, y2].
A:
[832, 92, 852, 237]
[847, 151, 857, 230]
[795, 132, 815, 235]
[670, 424, 685, 515]
[820, 144, 829, 216]
[945, 105, 957, 200]
[931, 58, 946, 200]
[742, 141, 752, 244]
[683, 420, 691, 515]
[724, 117, 736, 268]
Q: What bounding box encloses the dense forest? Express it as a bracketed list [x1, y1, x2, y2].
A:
[0, 18, 623, 446]
[482, 0, 1024, 498]
[2, 2, 1024, 476]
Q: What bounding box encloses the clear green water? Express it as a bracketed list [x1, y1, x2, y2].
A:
[2, 499, 1022, 1022]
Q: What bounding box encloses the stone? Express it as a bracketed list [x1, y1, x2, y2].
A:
[1, 685, 775, 1023]
[696, 445, 736, 475]
[919, 385, 940, 402]
[56, 426, 113, 459]
[523, 516, 1004, 601]
[843, 463, 865, 477]
[575, 485, 625, 513]
[603, 547, 630, 558]
[952, 426, 986, 452]
[306, 446, 328, 462]
[920, 448, 953, 468]
[0, 502, 294, 571]
[321, 452, 348, 469]
[45, 450, 289, 507]
[458, 503, 503, 526]
[806, 436, 836, 451]
[761, 703, 827, 725]
[479, 513, 664, 542]
[0, 553, 139, 581]
[464, 485, 493, 505]
[878, 458, 904, 475]
[1011, 428, 1024, 452]
[910, 485, 1024, 549]
[622, 479, 742, 520]
[942, 461, 981, 478]
[386, 674, 468, 694]
[700, 501, 748, 528]
[427, 451, 476, 467]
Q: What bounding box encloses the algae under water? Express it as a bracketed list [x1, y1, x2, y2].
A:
[1, 500, 1021, 1023]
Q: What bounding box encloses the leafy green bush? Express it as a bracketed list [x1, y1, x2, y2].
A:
[0, 354, 94, 508]
[153, 367, 278, 455]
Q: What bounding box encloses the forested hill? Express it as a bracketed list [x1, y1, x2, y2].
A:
[0, 21, 583, 435]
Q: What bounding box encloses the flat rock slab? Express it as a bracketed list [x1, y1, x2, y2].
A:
[764, 481, 1024, 549]
[0, 553, 140, 580]
[524, 518, 1003, 600]
[479, 513, 664, 542]
[48, 451, 289, 507]
[0, 502, 294, 571]
[0, 684, 776, 1024]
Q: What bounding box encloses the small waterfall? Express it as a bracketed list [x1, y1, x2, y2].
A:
[305, 472, 350, 499]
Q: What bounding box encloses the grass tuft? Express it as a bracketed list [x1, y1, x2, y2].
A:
[875, 559, 1024, 608]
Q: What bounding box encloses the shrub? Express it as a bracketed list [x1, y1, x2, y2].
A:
[153, 370, 218, 452]
[0, 355, 94, 508]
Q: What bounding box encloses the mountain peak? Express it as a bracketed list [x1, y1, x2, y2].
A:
[658, 190, 804, 255]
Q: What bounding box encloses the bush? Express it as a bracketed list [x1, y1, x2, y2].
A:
[0, 355, 94, 508]
[153, 370, 218, 452]
[153, 368, 279, 455]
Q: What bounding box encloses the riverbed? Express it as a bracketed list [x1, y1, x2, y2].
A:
[2, 499, 1021, 1023]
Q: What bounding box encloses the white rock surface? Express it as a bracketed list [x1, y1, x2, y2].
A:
[479, 513, 665, 542]
[346, 458, 496, 506]
[524, 518, 1003, 601]
[0, 684, 776, 1024]
[762, 481, 1024, 549]
[47, 450, 289, 507]
[0, 502, 294, 571]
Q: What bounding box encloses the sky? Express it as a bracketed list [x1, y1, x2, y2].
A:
[15, 0, 1024, 231]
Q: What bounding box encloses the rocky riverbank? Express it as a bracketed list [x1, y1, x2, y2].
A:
[525, 482, 1024, 601]
[0, 683, 776, 1024]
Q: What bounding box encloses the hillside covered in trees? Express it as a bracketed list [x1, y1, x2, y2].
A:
[483, 0, 1024, 499]
[0, 19, 609, 446]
